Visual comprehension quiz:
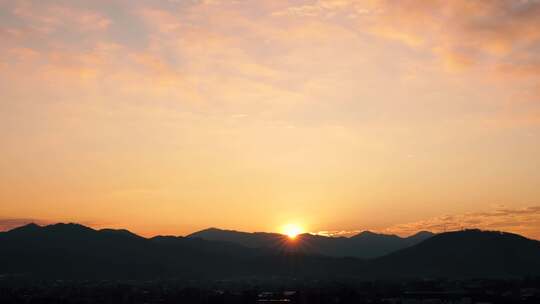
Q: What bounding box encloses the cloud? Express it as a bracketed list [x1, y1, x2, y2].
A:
[384, 206, 540, 240]
[276, 0, 540, 94]
[366, 0, 540, 67]
[273, 0, 367, 18]
[138, 8, 182, 33]
[11, 1, 111, 34]
[312, 230, 362, 237]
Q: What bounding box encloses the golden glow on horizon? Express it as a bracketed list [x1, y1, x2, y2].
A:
[282, 224, 304, 240]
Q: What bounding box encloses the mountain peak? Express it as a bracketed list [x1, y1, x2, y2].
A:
[372, 228, 540, 278]
[357, 230, 377, 236]
[45, 223, 95, 232]
[434, 228, 528, 241]
[99, 228, 144, 239]
[411, 230, 434, 236]
[406, 230, 435, 240]
[188, 227, 242, 238]
[8, 222, 42, 233]
[196, 227, 230, 233]
[352, 230, 399, 239]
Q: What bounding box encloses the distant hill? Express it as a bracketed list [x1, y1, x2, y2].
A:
[370, 229, 540, 278]
[0, 223, 360, 279]
[188, 228, 434, 258]
[1, 224, 539, 280]
[188, 228, 287, 249]
[0, 223, 259, 279]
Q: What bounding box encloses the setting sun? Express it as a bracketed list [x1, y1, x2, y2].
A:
[282, 224, 304, 239]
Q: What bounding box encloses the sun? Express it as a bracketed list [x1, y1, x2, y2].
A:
[282, 224, 304, 240]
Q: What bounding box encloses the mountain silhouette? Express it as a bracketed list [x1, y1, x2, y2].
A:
[370, 229, 540, 278]
[188, 228, 287, 249]
[188, 228, 434, 258]
[1, 224, 539, 280]
[0, 223, 358, 279]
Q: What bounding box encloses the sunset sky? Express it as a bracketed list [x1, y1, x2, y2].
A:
[1, 0, 540, 239]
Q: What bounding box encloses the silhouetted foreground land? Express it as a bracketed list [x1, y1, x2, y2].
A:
[1, 277, 540, 303]
[3, 223, 540, 303]
[2, 223, 540, 280]
[187, 228, 434, 258]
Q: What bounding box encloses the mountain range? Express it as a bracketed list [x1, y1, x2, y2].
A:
[187, 228, 434, 258]
[1, 223, 539, 280]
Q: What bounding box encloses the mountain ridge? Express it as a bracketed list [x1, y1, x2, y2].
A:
[1, 223, 540, 280]
[370, 229, 540, 278]
[188, 227, 435, 258]
[3, 223, 435, 259]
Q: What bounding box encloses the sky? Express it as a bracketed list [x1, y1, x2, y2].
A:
[1, 0, 540, 239]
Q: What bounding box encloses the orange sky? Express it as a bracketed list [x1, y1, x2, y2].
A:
[1, 0, 540, 239]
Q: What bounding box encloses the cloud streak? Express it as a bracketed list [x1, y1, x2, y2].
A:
[276, 0, 540, 94]
[384, 206, 540, 240]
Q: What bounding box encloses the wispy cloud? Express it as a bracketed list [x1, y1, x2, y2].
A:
[12, 1, 111, 34]
[384, 206, 540, 239]
[311, 230, 362, 237]
[275, 0, 540, 94]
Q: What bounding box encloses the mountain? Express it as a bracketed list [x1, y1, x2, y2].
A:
[404, 230, 435, 244]
[98, 228, 146, 240]
[370, 229, 540, 278]
[188, 228, 434, 258]
[188, 228, 287, 249]
[345, 230, 433, 258]
[1, 223, 539, 280]
[0, 223, 362, 279]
